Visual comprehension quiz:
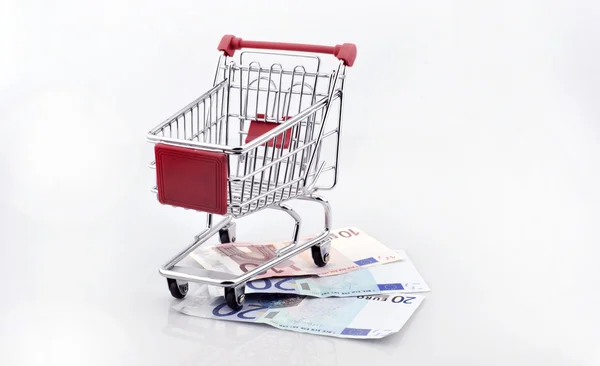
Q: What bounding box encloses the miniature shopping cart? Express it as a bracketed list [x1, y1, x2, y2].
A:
[147, 35, 357, 310]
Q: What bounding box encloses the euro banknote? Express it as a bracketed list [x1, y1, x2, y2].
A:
[240, 250, 430, 297]
[173, 288, 425, 339]
[190, 227, 402, 280]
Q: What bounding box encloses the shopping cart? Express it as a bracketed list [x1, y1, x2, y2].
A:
[147, 35, 357, 310]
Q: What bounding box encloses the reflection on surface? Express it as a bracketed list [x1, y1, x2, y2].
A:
[164, 299, 340, 366]
[161, 284, 419, 365]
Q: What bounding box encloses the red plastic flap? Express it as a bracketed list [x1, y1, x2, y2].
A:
[154, 143, 228, 214]
[245, 114, 293, 149]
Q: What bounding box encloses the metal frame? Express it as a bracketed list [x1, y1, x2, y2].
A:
[146, 47, 348, 303]
[158, 194, 332, 287]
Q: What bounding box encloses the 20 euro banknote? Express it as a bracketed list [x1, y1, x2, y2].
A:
[190, 227, 402, 280]
[241, 250, 430, 297]
[173, 288, 425, 339]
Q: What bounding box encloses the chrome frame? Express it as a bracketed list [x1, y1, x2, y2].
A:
[147, 48, 348, 291]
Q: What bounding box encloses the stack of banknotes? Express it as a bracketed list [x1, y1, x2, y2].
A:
[172, 226, 430, 339]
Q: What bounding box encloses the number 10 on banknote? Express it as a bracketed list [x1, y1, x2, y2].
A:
[145, 34, 360, 310]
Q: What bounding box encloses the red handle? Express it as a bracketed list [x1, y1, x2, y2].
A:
[218, 35, 357, 67]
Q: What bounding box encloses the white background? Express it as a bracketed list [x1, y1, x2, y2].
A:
[1, 0, 600, 365]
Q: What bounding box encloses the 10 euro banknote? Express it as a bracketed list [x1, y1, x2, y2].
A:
[190, 227, 402, 280]
[241, 250, 430, 297]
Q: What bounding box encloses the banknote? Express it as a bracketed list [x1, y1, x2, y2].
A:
[190, 227, 402, 280]
[173, 288, 425, 339]
[241, 250, 430, 297]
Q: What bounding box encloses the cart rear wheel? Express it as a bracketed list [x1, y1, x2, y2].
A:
[311, 244, 330, 267]
[167, 278, 188, 299]
[224, 286, 245, 310]
[219, 223, 237, 244]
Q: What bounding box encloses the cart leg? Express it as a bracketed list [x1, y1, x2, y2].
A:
[160, 215, 233, 299]
[297, 194, 332, 267]
[270, 204, 301, 256]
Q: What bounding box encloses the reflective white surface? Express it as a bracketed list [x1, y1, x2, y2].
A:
[2, 1, 600, 365]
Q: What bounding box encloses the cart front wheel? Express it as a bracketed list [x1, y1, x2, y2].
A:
[224, 286, 245, 310]
[167, 278, 188, 299]
[311, 243, 330, 267]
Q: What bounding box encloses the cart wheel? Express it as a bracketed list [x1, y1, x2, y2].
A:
[167, 278, 188, 299]
[219, 223, 237, 244]
[311, 243, 330, 267]
[224, 285, 245, 310]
